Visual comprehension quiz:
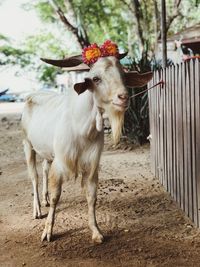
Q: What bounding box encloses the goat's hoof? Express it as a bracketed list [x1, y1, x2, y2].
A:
[33, 212, 42, 219]
[41, 230, 51, 242]
[33, 203, 42, 219]
[41, 225, 53, 242]
[92, 233, 104, 244]
[42, 200, 50, 207]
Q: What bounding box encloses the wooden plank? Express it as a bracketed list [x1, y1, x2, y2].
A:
[151, 75, 156, 176]
[185, 60, 193, 221]
[153, 71, 157, 177]
[163, 68, 168, 189]
[182, 61, 189, 216]
[155, 70, 159, 179]
[169, 65, 173, 197]
[159, 69, 164, 185]
[167, 66, 171, 194]
[165, 68, 171, 192]
[166, 66, 171, 192]
[149, 74, 155, 175]
[156, 70, 161, 180]
[178, 63, 184, 211]
[171, 64, 177, 201]
[166, 66, 170, 193]
[195, 59, 200, 226]
[148, 78, 154, 174]
[175, 64, 181, 205]
[190, 59, 198, 226]
[154, 71, 158, 177]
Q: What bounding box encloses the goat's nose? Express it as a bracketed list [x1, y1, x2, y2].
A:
[118, 94, 129, 101]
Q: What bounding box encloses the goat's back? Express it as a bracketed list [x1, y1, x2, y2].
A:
[21, 91, 72, 159]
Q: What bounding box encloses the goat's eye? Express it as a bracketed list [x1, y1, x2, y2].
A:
[93, 76, 101, 83]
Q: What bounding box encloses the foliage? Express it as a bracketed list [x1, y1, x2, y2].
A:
[23, 0, 129, 49]
[37, 64, 62, 84]
[124, 89, 150, 144]
[70, 0, 129, 48]
[24, 32, 67, 86]
[122, 56, 151, 144]
[123, 57, 175, 144]
[0, 33, 9, 41]
[167, 0, 200, 35]
[0, 31, 66, 86]
[24, 0, 66, 23]
[0, 35, 31, 67]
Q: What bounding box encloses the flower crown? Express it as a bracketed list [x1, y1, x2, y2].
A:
[82, 40, 119, 65]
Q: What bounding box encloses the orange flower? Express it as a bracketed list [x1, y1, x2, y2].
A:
[85, 48, 101, 61]
[82, 44, 101, 65]
[101, 40, 119, 57]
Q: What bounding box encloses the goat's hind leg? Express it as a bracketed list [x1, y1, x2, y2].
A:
[42, 159, 51, 207]
[41, 161, 62, 242]
[23, 139, 41, 219]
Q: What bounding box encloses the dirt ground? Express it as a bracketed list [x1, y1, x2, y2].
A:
[1, 106, 200, 267]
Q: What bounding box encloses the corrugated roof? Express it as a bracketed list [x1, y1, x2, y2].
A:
[159, 23, 200, 43]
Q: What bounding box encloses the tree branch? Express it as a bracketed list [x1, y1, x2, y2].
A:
[64, 0, 90, 47]
[157, 0, 183, 40]
[130, 0, 145, 50]
[120, 0, 134, 13]
[166, 0, 183, 33]
[153, 0, 159, 34]
[48, 0, 89, 48]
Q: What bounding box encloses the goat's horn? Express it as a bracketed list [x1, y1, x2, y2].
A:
[63, 64, 90, 71]
[118, 52, 128, 60]
[40, 55, 83, 68]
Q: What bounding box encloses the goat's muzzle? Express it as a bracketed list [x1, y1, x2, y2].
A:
[112, 93, 130, 111]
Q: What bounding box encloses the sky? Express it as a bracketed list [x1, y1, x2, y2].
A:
[0, 0, 41, 41]
[0, 0, 42, 93]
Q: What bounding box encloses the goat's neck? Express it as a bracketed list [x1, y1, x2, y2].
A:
[72, 91, 103, 139]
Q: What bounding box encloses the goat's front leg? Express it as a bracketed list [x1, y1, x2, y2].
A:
[42, 159, 51, 207]
[23, 139, 41, 219]
[85, 173, 104, 243]
[41, 163, 62, 242]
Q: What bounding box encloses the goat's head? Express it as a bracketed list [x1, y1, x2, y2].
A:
[41, 41, 152, 144]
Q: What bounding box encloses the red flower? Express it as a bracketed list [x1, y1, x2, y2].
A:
[82, 43, 101, 65]
[100, 40, 119, 57]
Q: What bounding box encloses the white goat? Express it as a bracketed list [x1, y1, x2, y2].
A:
[21, 54, 152, 243]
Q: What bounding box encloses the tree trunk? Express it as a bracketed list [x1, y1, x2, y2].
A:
[161, 0, 167, 68]
[130, 0, 145, 56]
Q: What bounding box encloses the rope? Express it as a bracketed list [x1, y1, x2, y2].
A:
[130, 80, 165, 99]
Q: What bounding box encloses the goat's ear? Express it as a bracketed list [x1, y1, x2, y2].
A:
[124, 71, 153, 88]
[74, 78, 94, 95]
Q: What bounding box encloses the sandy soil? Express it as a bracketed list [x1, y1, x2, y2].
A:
[1, 107, 200, 267]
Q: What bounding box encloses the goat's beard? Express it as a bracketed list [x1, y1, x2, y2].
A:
[107, 108, 125, 145]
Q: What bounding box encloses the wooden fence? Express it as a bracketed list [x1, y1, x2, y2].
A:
[148, 59, 200, 227]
